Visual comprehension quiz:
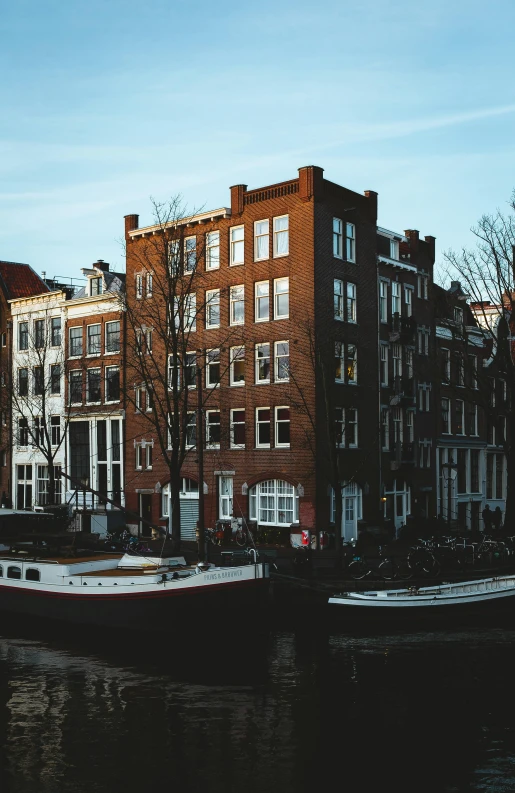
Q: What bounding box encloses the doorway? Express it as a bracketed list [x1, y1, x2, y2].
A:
[139, 494, 152, 537]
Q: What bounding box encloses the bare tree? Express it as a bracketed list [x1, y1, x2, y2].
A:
[122, 198, 240, 550]
[443, 192, 515, 522]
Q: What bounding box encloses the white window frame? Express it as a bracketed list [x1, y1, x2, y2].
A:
[346, 222, 356, 263]
[105, 320, 121, 353]
[205, 410, 221, 448]
[146, 272, 153, 297]
[230, 346, 245, 386]
[417, 273, 428, 299]
[206, 231, 220, 271]
[404, 286, 413, 317]
[456, 399, 465, 435]
[274, 406, 290, 448]
[273, 215, 289, 258]
[347, 344, 357, 385]
[136, 273, 143, 299]
[255, 407, 271, 449]
[205, 289, 221, 329]
[249, 479, 299, 526]
[230, 409, 246, 449]
[390, 239, 399, 260]
[206, 349, 221, 388]
[105, 366, 120, 403]
[392, 343, 402, 377]
[255, 343, 270, 384]
[347, 282, 357, 323]
[87, 323, 101, 356]
[230, 226, 244, 266]
[274, 277, 289, 319]
[379, 280, 388, 323]
[69, 326, 83, 358]
[334, 279, 344, 321]
[255, 281, 270, 323]
[219, 476, 233, 519]
[442, 397, 451, 433]
[230, 285, 244, 326]
[184, 236, 197, 272]
[442, 348, 450, 382]
[333, 218, 343, 259]
[185, 413, 196, 448]
[380, 345, 389, 387]
[391, 282, 401, 315]
[86, 368, 101, 404]
[254, 219, 269, 261]
[274, 341, 289, 382]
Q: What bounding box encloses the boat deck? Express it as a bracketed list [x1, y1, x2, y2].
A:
[0, 553, 122, 565]
[76, 567, 193, 578]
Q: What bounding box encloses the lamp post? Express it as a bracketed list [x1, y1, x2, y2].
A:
[441, 457, 458, 530]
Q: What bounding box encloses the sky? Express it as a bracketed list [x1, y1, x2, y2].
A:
[1, 0, 515, 284]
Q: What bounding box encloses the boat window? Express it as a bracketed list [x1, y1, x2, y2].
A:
[69, 581, 74, 585]
[25, 568, 40, 582]
[0, 565, 3, 577]
[7, 566, 21, 580]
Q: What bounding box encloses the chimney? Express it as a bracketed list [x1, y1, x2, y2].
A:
[124, 213, 139, 240]
[230, 184, 247, 216]
[298, 166, 324, 202]
[424, 235, 436, 263]
[94, 259, 109, 272]
[405, 229, 419, 255]
[364, 190, 378, 223]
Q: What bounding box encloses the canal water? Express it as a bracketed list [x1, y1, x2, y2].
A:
[0, 616, 514, 793]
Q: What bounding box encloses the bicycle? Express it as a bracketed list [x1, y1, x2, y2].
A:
[347, 545, 412, 581]
[205, 526, 224, 546]
[406, 540, 441, 577]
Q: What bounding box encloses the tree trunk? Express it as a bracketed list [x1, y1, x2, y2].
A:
[333, 479, 343, 568]
[169, 467, 182, 549]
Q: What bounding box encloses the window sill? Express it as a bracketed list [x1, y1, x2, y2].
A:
[206, 266, 220, 272]
[230, 382, 245, 387]
[255, 446, 271, 450]
[206, 326, 221, 331]
[229, 262, 244, 267]
[255, 381, 270, 386]
[230, 446, 245, 450]
[274, 315, 289, 321]
[273, 253, 289, 259]
[275, 444, 290, 449]
[104, 351, 121, 357]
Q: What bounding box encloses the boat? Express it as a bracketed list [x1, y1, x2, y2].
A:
[328, 574, 515, 616]
[0, 549, 269, 631]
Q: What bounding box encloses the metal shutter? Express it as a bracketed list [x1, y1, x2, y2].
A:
[180, 499, 199, 541]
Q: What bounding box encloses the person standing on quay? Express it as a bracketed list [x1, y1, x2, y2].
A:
[482, 504, 493, 534]
[492, 506, 503, 533]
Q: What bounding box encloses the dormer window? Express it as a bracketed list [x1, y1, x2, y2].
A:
[390, 239, 399, 260]
[90, 277, 103, 296]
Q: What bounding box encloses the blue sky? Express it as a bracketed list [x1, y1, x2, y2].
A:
[1, 0, 515, 283]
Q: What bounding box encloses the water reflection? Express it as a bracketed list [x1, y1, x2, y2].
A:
[0, 621, 514, 792]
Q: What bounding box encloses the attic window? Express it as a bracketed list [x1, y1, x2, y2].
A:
[390, 239, 399, 260]
[90, 277, 103, 296]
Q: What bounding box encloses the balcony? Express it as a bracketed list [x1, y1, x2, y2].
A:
[390, 442, 416, 470]
[389, 313, 417, 343]
[389, 376, 416, 406]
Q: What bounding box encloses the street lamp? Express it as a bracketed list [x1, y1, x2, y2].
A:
[441, 457, 458, 529]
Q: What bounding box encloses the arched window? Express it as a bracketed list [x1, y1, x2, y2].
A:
[25, 568, 40, 582]
[7, 566, 21, 580]
[249, 480, 299, 526]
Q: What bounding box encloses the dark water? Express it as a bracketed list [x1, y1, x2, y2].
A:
[0, 616, 514, 793]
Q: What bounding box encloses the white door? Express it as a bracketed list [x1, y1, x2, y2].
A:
[343, 496, 357, 542]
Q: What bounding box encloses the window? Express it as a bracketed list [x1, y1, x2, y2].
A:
[379, 281, 388, 323]
[404, 287, 413, 317]
[335, 407, 358, 447]
[249, 479, 299, 526]
[230, 409, 245, 448]
[7, 566, 21, 580]
[168, 239, 180, 276]
[19, 322, 28, 351]
[418, 384, 430, 412]
[50, 317, 61, 347]
[146, 272, 153, 297]
[185, 294, 197, 333]
[168, 355, 180, 390]
[489, 378, 496, 407]
[456, 353, 465, 386]
[333, 218, 343, 258]
[105, 367, 120, 402]
[206, 231, 220, 270]
[347, 344, 357, 384]
[135, 441, 153, 470]
[90, 277, 103, 296]
[454, 306, 464, 328]
[346, 222, 356, 262]
[230, 285, 244, 325]
[467, 403, 478, 436]
[87, 369, 101, 403]
[256, 408, 271, 448]
[136, 327, 153, 354]
[392, 344, 402, 378]
[185, 413, 196, 448]
[135, 385, 150, 412]
[69, 327, 83, 357]
[33, 366, 44, 396]
[334, 280, 344, 321]
[206, 349, 220, 387]
[69, 370, 82, 404]
[36, 465, 62, 505]
[255, 343, 270, 383]
[184, 236, 197, 272]
[391, 282, 401, 315]
[274, 278, 289, 319]
[390, 239, 399, 260]
[230, 226, 244, 265]
[275, 341, 289, 381]
[230, 346, 245, 386]
[206, 411, 221, 448]
[255, 281, 270, 322]
[254, 220, 269, 261]
[18, 418, 29, 446]
[18, 368, 28, 397]
[441, 349, 450, 382]
[136, 273, 143, 299]
[405, 348, 414, 379]
[33, 416, 44, 446]
[380, 346, 388, 387]
[34, 319, 45, 349]
[347, 283, 357, 323]
[455, 400, 464, 434]
[205, 289, 220, 329]
[406, 410, 414, 443]
[51, 415, 61, 446]
[47, 363, 60, 395]
[471, 449, 480, 492]
[273, 215, 289, 257]
[417, 273, 428, 299]
[417, 328, 429, 355]
[219, 477, 233, 519]
[275, 407, 290, 447]
[335, 343, 344, 382]
[381, 407, 390, 450]
[441, 398, 450, 433]
[105, 321, 120, 353]
[391, 407, 402, 443]
[185, 353, 197, 388]
[16, 464, 32, 509]
[87, 324, 101, 355]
